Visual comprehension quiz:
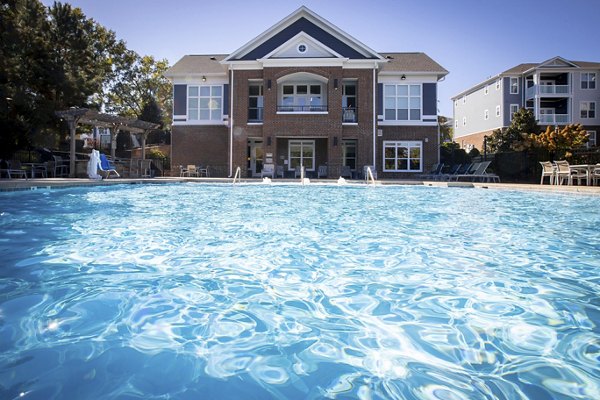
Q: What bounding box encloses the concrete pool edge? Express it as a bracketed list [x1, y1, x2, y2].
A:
[1, 177, 600, 195]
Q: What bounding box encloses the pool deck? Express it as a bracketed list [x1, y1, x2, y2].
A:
[1, 177, 600, 195]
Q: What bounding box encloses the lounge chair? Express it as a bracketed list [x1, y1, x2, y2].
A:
[99, 154, 120, 178]
[261, 163, 275, 178]
[554, 160, 586, 185]
[451, 162, 486, 181]
[592, 164, 600, 186]
[363, 165, 377, 180]
[0, 159, 28, 179]
[317, 165, 327, 178]
[539, 161, 555, 185]
[340, 166, 352, 179]
[276, 165, 284, 178]
[419, 163, 444, 180]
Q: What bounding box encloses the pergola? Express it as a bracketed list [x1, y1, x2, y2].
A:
[55, 108, 160, 177]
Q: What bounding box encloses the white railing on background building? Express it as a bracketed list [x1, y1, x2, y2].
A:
[526, 85, 571, 98]
[538, 114, 570, 124]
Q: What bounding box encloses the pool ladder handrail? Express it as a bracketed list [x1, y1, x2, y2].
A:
[300, 165, 305, 186]
[232, 166, 241, 185]
[366, 166, 376, 185]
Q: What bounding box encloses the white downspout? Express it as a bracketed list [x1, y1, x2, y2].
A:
[229, 69, 234, 177]
[372, 67, 377, 170]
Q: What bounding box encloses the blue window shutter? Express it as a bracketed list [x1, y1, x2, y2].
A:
[377, 83, 383, 116]
[173, 85, 187, 116]
[223, 84, 229, 116]
[422, 83, 437, 116]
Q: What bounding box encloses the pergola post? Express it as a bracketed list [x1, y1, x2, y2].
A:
[110, 127, 119, 159]
[68, 118, 77, 178]
[141, 130, 152, 160]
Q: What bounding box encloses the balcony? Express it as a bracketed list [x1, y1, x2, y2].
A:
[526, 84, 571, 99]
[277, 105, 328, 113]
[538, 114, 570, 124]
[342, 107, 358, 123]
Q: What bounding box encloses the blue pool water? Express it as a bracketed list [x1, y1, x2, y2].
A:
[0, 183, 599, 399]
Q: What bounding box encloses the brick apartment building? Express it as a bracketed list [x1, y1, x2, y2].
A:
[165, 7, 448, 178]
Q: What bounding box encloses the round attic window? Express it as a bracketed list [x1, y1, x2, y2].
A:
[297, 44, 307, 54]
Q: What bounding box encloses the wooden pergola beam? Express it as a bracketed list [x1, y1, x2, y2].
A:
[55, 108, 160, 176]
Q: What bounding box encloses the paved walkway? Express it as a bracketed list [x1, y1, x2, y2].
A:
[1, 177, 599, 195]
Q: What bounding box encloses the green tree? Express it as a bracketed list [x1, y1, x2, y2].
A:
[487, 108, 540, 153]
[104, 54, 172, 129]
[514, 124, 589, 160]
[438, 115, 453, 143]
[0, 0, 125, 157]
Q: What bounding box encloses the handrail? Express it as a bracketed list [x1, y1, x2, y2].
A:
[232, 166, 241, 185]
[366, 166, 376, 185]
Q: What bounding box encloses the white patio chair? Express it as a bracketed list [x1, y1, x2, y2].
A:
[539, 161, 555, 185]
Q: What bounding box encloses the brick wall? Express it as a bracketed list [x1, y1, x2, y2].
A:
[171, 125, 229, 176]
[377, 126, 439, 179]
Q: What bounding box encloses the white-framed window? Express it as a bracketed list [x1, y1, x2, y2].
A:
[384, 84, 422, 121]
[495, 80, 501, 90]
[297, 43, 307, 54]
[342, 140, 357, 170]
[581, 73, 596, 89]
[484, 85, 489, 95]
[383, 140, 422, 172]
[281, 84, 323, 111]
[586, 131, 596, 148]
[496, 105, 501, 117]
[510, 77, 519, 94]
[581, 102, 596, 119]
[462, 116, 466, 126]
[455, 119, 458, 128]
[288, 140, 315, 171]
[342, 81, 357, 123]
[248, 83, 264, 122]
[510, 104, 519, 121]
[188, 85, 222, 121]
[484, 109, 489, 120]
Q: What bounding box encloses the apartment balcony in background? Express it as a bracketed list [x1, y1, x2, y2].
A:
[526, 84, 571, 99]
[538, 114, 570, 124]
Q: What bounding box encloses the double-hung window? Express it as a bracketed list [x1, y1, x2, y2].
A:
[384, 84, 421, 121]
[581, 102, 596, 119]
[188, 85, 222, 121]
[342, 81, 357, 122]
[510, 104, 519, 121]
[248, 84, 264, 122]
[581, 73, 596, 89]
[510, 77, 519, 94]
[586, 131, 596, 148]
[383, 141, 422, 172]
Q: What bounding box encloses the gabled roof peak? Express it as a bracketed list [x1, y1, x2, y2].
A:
[222, 6, 385, 63]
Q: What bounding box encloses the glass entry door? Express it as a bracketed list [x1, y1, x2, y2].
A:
[248, 140, 264, 177]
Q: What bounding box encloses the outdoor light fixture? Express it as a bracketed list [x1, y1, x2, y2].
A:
[401, 74, 406, 80]
[202, 76, 207, 82]
[267, 79, 272, 90]
[334, 79, 339, 90]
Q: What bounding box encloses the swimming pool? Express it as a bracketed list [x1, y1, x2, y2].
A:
[0, 183, 599, 399]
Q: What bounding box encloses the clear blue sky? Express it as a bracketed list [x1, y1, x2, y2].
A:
[41, 0, 600, 117]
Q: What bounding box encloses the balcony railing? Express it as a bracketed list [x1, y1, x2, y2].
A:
[248, 107, 263, 123]
[526, 85, 571, 98]
[538, 114, 570, 124]
[277, 105, 328, 112]
[342, 107, 358, 123]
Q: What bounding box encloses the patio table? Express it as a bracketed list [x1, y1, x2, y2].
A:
[569, 164, 596, 186]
